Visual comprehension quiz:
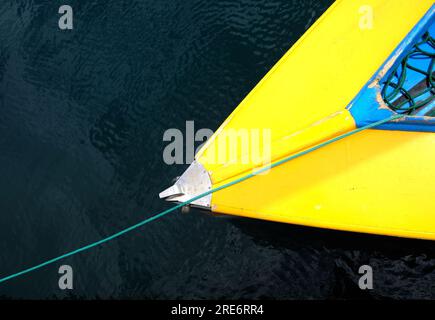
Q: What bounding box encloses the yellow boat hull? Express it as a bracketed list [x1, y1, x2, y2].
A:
[196, 0, 435, 240]
[161, 0, 435, 240]
[211, 129, 435, 240]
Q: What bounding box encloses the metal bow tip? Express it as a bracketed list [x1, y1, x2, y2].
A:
[159, 161, 212, 209]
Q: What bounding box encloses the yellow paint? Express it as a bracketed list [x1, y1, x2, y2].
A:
[213, 130, 435, 240]
[195, 0, 435, 239]
[200, 110, 356, 183]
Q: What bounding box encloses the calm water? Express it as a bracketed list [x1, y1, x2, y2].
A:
[0, 0, 435, 299]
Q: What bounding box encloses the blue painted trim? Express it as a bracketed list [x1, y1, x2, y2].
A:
[347, 4, 435, 133]
[375, 117, 435, 132]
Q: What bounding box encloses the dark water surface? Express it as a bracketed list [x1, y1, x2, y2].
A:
[1, 0, 435, 299]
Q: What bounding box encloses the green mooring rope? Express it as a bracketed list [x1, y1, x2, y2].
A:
[0, 114, 403, 284]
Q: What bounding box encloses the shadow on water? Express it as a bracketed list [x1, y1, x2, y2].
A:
[226, 216, 435, 299]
